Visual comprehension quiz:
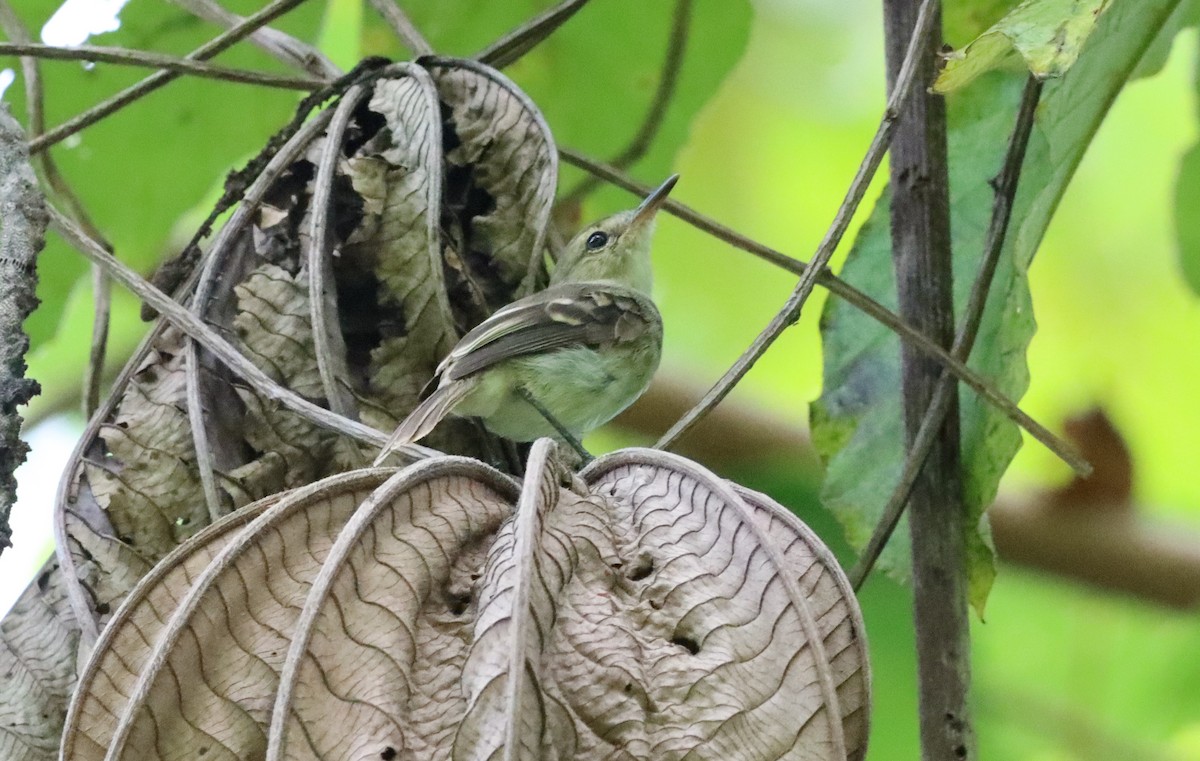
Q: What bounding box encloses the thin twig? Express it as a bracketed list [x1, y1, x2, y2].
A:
[557, 149, 1089, 475]
[47, 208, 440, 458]
[84, 266, 112, 416]
[517, 387, 592, 463]
[366, 0, 434, 56]
[655, 0, 938, 452]
[169, 0, 339, 78]
[308, 84, 368, 421]
[0, 42, 325, 90]
[477, 0, 592, 68]
[559, 0, 690, 206]
[28, 0, 313, 154]
[850, 76, 1045, 590]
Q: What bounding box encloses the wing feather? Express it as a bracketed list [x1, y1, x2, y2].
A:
[440, 282, 659, 382]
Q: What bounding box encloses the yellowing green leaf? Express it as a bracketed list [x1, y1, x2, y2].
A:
[934, 0, 1113, 93]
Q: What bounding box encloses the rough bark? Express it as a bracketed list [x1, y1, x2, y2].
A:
[881, 0, 974, 758]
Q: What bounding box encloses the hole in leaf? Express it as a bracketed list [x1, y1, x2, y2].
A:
[627, 557, 653, 581]
[671, 635, 699, 655]
[380, 747, 397, 761]
[447, 591, 471, 616]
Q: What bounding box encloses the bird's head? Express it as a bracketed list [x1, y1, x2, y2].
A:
[551, 175, 678, 293]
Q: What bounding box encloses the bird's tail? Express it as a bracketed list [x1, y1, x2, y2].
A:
[373, 381, 472, 465]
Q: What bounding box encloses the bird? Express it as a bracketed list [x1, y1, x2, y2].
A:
[375, 175, 677, 458]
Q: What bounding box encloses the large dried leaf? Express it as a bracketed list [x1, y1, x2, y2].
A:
[51, 58, 549, 644]
[61, 489, 288, 761]
[84, 328, 208, 559]
[268, 457, 518, 760]
[66, 444, 868, 760]
[581, 449, 870, 760]
[62, 470, 395, 761]
[349, 71, 457, 400]
[453, 440, 575, 758]
[423, 57, 558, 305]
[0, 560, 80, 761]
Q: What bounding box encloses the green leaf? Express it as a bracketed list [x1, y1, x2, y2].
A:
[934, 0, 1113, 93]
[516, 0, 752, 201]
[1175, 144, 1200, 296]
[316, 0, 363, 69]
[812, 0, 1189, 613]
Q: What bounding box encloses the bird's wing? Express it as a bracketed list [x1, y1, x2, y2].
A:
[439, 282, 660, 382]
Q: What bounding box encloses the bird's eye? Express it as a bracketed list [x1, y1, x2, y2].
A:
[586, 231, 609, 251]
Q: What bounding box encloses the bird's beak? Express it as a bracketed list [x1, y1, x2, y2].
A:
[630, 174, 679, 229]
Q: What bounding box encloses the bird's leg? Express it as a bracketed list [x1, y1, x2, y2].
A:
[516, 387, 593, 463]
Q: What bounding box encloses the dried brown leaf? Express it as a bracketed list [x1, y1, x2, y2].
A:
[65, 445, 868, 760]
[266, 458, 518, 760]
[0, 561, 79, 761]
[67, 470, 394, 761]
[423, 58, 558, 303]
[581, 449, 871, 760]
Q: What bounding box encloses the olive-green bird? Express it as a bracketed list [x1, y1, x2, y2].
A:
[378, 175, 677, 453]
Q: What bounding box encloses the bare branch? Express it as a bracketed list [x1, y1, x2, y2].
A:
[882, 0, 974, 756]
[477, 0, 592, 68]
[28, 0, 314, 154]
[0, 105, 47, 553]
[0, 42, 325, 90]
[366, 0, 434, 56]
[851, 77, 1045, 591]
[655, 0, 939, 452]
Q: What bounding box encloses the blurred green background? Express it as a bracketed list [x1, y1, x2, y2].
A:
[5, 0, 1200, 758]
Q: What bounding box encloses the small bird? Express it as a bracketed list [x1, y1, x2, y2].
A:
[377, 175, 677, 456]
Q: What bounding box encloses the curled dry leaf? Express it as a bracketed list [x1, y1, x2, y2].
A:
[422, 57, 559, 305]
[51, 57, 559, 650]
[61, 469, 395, 761]
[64, 442, 869, 760]
[0, 559, 80, 761]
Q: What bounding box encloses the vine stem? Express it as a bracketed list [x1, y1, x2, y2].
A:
[850, 76, 1045, 591]
[0, 42, 325, 90]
